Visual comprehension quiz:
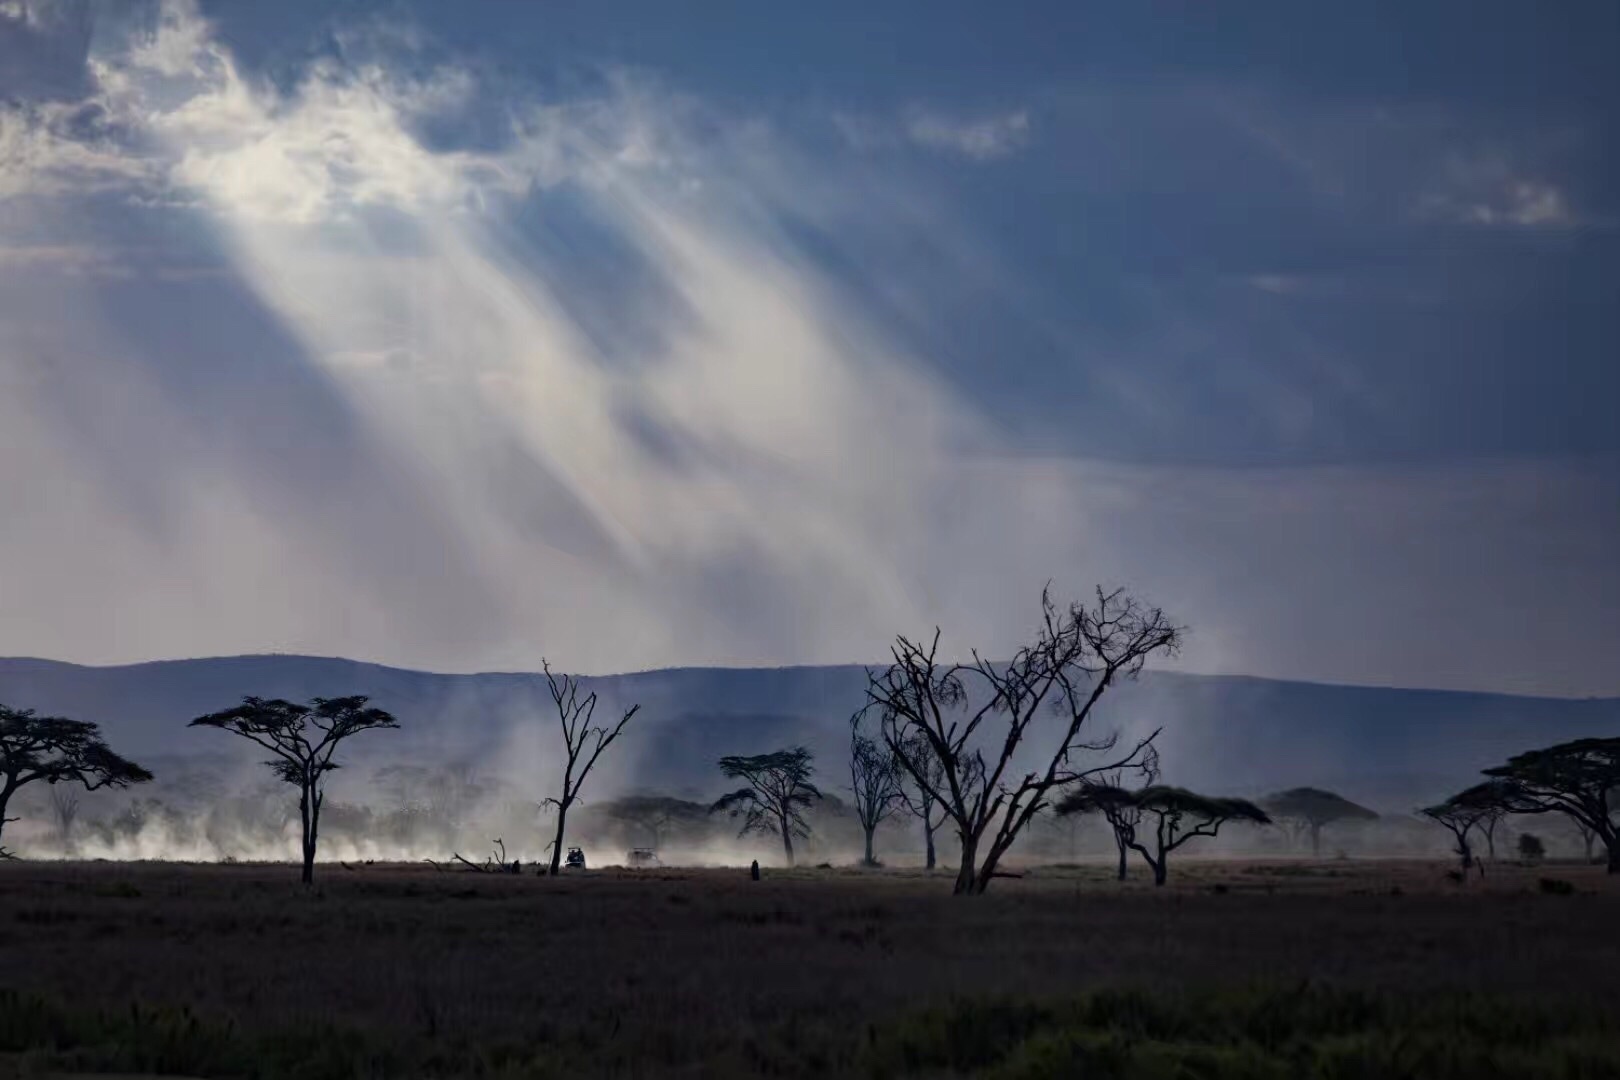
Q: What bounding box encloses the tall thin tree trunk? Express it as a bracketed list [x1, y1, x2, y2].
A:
[1152, 855, 1168, 886]
[862, 825, 876, 867]
[1115, 833, 1129, 881]
[548, 802, 570, 875]
[0, 780, 15, 851]
[299, 784, 315, 886]
[923, 818, 936, 870]
[780, 817, 795, 867]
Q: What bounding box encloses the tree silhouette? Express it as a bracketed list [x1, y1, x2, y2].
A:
[869, 586, 1180, 894]
[1261, 787, 1378, 857]
[1420, 795, 1492, 877]
[190, 696, 398, 885]
[1575, 820, 1598, 864]
[539, 661, 640, 875]
[894, 731, 956, 870]
[1447, 779, 1516, 861]
[1062, 784, 1269, 885]
[0, 704, 152, 858]
[1059, 747, 1159, 881]
[1482, 738, 1620, 874]
[711, 747, 820, 866]
[599, 795, 709, 852]
[848, 712, 905, 866]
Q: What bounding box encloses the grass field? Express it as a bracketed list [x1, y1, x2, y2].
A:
[2, 858, 1618, 1078]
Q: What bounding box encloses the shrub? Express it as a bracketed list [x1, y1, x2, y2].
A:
[865, 985, 1620, 1080]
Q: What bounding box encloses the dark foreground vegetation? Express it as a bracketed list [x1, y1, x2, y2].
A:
[2, 859, 1619, 1078]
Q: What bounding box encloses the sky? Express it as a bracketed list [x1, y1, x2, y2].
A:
[0, 0, 1616, 696]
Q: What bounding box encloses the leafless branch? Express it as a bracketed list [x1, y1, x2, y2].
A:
[537, 660, 641, 875]
[868, 585, 1182, 894]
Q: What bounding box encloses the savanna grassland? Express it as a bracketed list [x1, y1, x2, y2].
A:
[3, 858, 1620, 1079]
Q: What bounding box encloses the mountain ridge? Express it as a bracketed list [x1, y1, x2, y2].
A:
[2, 654, 1615, 811]
[4, 652, 1611, 703]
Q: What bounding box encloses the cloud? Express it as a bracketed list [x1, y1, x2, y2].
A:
[0, 1, 1614, 697]
[0, 0, 994, 675]
[830, 105, 1032, 162]
[903, 107, 1030, 160]
[1417, 153, 1579, 228]
[1429, 179, 1574, 228]
[0, 98, 160, 197]
[1202, 88, 1602, 233]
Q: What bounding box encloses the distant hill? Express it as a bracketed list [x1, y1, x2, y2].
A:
[1, 655, 1614, 810]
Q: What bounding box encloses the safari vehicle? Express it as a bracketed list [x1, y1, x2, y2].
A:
[627, 847, 661, 868]
[564, 846, 586, 870]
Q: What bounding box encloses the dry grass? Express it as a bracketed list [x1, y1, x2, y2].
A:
[1, 858, 1618, 1077]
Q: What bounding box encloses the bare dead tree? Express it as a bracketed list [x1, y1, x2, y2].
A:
[540, 660, 639, 876]
[869, 586, 1181, 895]
[711, 747, 821, 866]
[894, 731, 953, 870]
[451, 838, 522, 874]
[190, 696, 398, 886]
[848, 711, 906, 867]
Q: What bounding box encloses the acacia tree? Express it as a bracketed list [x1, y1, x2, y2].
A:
[848, 712, 906, 867]
[1420, 796, 1491, 876]
[1261, 787, 1378, 857]
[1483, 738, 1620, 874]
[1063, 784, 1269, 886]
[539, 661, 640, 875]
[870, 586, 1181, 895]
[1449, 779, 1515, 861]
[190, 696, 398, 885]
[0, 704, 152, 858]
[711, 747, 821, 866]
[1058, 748, 1160, 881]
[600, 795, 709, 852]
